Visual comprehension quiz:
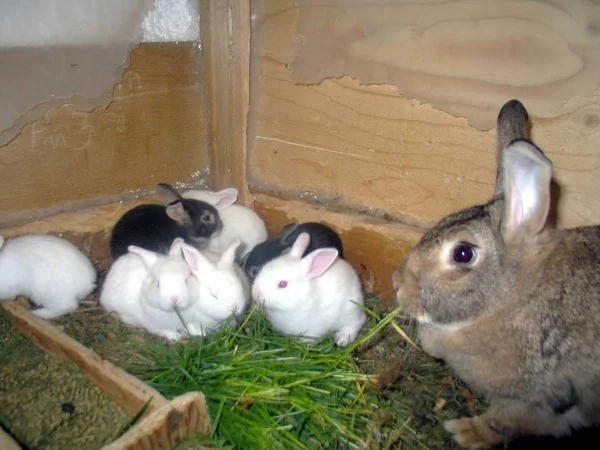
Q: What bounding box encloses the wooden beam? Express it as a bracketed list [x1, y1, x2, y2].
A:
[1, 300, 169, 417]
[103, 392, 211, 450]
[200, 0, 251, 206]
[0, 426, 22, 450]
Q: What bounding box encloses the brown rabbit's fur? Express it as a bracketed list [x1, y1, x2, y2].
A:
[393, 100, 600, 449]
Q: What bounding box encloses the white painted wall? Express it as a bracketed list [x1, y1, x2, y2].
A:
[0, 0, 199, 47]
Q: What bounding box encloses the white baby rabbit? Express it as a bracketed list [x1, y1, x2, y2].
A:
[179, 238, 251, 335]
[99, 238, 200, 341]
[182, 187, 268, 260]
[0, 234, 97, 319]
[251, 232, 366, 347]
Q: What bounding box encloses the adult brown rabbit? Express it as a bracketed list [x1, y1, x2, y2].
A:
[392, 99, 600, 449]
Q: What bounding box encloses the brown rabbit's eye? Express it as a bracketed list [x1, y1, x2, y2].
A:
[278, 281, 288, 288]
[453, 244, 475, 264]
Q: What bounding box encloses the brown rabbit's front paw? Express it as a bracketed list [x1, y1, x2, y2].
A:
[416, 324, 444, 358]
[444, 417, 503, 449]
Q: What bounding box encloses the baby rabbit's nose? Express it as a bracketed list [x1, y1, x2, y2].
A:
[171, 296, 179, 305]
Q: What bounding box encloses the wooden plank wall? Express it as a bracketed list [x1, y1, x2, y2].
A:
[0, 43, 210, 226]
[245, 0, 600, 296]
[2, 1, 599, 301]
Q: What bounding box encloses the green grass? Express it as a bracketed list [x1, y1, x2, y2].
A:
[129, 305, 429, 450]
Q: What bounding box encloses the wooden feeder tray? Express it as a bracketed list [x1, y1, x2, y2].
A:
[1, 299, 211, 450]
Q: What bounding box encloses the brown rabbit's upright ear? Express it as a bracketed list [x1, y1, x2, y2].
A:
[493, 100, 530, 199]
[501, 140, 553, 246]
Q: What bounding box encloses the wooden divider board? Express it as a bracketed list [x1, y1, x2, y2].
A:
[248, 0, 600, 231]
[104, 392, 211, 450]
[0, 43, 210, 227]
[0, 426, 22, 450]
[2, 301, 169, 417]
[2, 301, 212, 449]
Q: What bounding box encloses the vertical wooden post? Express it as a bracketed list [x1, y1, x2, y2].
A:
[200, 0, 251, 206]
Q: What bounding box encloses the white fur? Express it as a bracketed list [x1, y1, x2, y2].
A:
[0, 234, 97, 319]
[251, 233, 366, 347]
[99, 239, 200, 341]
[182, 188, 268, 259]
[180, 238, 251, 335]
[416, 312, 474, 333]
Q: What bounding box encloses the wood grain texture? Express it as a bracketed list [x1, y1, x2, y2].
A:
[289, 0, 600, 131]
[248, 0, 600, 229]
[1, 301, 169, 418]
[253, 193, 424, 299]
[0, 426, 22, 450]
[103, 392, 211, 450]
[0, 43, 210, 225]
[200, 0, 252, 206]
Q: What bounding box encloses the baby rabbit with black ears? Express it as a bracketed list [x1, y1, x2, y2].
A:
[393, 99, 600, 448]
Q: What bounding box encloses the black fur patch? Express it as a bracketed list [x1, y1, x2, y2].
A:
[549, 380, 578, 415]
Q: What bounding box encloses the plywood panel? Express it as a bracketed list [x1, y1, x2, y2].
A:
[288, 0, 600, 131]
[0, 43, 210, 226]
[248, 1, 600, 229]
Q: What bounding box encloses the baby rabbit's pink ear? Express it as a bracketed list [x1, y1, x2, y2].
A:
[214, 194, 237, 209]
[181, 243, 212, 275]
[166, 202, 191, 225]
[168, 238, 185, 256]
[213, 187, 239, 197]
[221, 238, 241, 264]
[289, 232, 311, 258]
[501, 140, 553, 246]
[302, 248, 339, 279]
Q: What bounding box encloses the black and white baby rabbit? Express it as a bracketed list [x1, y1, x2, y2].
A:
[251, 232, 364, 347]
[109, 183, 222, 261]
[243, 222, 344, 282]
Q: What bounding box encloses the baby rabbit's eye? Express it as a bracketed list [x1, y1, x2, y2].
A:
[278, 281, 288, 288]
[202, 213, 212, 222]
[452, 243, 475, 264]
